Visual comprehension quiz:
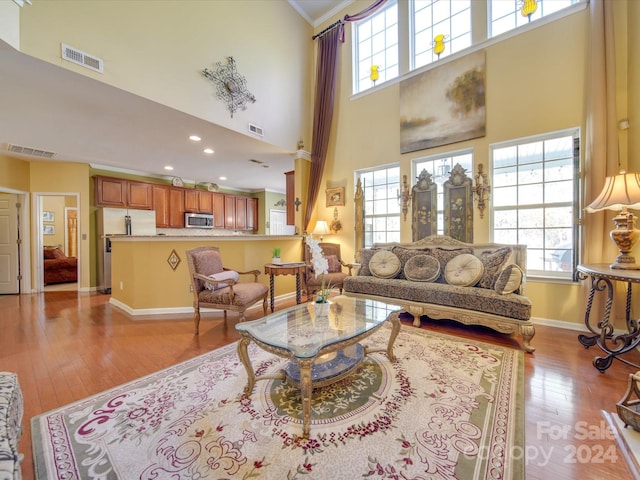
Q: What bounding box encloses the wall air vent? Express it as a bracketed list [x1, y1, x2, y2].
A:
[61, 43, 104, 73]
[6, 144, 56, 158]
[249, 158, 264, 164]
[248, 123, 264, 137]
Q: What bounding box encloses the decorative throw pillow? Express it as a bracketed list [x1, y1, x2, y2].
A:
[404, 254, 440, 282]
[205, 270, 240, 290]
[392, 246, 432, 279]
[430, 247, 474, 282]
[477, 247, 513, 289]
[357, 248, 389, 276]
[369, 250, 401, 279]
[326, 254, 342, 273]
[444, 253, 484, 287]
[494, 264, 524, 295]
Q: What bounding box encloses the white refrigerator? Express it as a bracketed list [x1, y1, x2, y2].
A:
[96, 207, 157, 293]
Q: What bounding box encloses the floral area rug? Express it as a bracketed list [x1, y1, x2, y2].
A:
[32, 325, 524, 479]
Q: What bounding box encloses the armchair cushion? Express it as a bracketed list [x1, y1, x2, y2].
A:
[326, 254, 342, 273]
[206, 270, 240, 290]
[199, 282, 268, 306]
[191, 249, 224, 291]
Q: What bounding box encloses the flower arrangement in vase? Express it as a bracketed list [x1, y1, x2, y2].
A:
[306, 234, 330, 304]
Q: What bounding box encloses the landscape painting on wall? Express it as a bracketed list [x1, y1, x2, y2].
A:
[400, 50, 486, 153]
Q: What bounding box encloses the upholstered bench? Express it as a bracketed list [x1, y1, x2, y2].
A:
[0, 373, 23, 480]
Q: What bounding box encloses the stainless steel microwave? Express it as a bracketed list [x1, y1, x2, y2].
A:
[185, 212, 214, 228]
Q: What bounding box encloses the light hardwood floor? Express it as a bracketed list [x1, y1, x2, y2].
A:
[1, 291, 638, 479]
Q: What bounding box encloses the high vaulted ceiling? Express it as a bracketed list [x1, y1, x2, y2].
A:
[0, 1, 351, 193]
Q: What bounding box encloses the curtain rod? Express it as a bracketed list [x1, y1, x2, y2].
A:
[312, 19, 343, 40]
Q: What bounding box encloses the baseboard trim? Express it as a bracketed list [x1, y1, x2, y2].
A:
[531, 316, 589, 332]
[109, 292, 298, 317]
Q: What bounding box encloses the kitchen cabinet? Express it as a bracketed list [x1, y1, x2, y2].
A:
[153, 185, 170, 227]
[94, 175, 152, 210]
[95, 176, 126, 207]
[184, 190, 213, 213]
[212, 192, 225, 228]
[94, 175, 257, 231]
[127, 181, 153, 210]
[246, 197, 258, 231]
[224, 194, 236, 230]
[169, 188, 185, 228]
[285, 170, 294, 225]
[235, 196, 247, 230]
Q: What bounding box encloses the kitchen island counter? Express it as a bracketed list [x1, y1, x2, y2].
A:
[109, 235, 304, 315]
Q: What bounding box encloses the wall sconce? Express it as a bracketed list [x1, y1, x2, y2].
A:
[472, 163, 491, 219]
[520, 0, 538, 21]
[294, 197, 302, 211]
[397, 174, 411, 221]
[370, 65, 379, 85]
[330, 207, 342, 234]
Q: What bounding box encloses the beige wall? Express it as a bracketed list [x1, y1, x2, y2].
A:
[19, 0, 313, 152]
[30, 161, 90, 290]
[313, 4, 638, 326]
[0, 154, 29, 191]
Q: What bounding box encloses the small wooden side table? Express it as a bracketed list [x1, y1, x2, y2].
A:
[264, 263, 307, 312]
[577, 263, 640, 372]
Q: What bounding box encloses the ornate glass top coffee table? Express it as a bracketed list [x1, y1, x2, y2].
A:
[235, 295, 402, 437]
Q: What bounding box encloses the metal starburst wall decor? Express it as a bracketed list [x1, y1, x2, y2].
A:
[202, 56, 256, 118]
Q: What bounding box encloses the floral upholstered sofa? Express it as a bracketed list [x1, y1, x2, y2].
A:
[343, 235, 535, 353]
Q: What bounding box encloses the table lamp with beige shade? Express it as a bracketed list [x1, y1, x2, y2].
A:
[311, 220, 331, 242]
[586, 171, 640, 270]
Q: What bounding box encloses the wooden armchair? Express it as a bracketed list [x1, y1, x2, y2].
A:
[186, 246, 268, 334]
[303, 242, 356, 299]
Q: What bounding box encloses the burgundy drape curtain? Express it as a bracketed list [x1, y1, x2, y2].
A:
[304, 0, 389, 232]
[304, 25, 342, 232]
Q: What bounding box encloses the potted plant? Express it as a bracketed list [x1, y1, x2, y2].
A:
[272, 248, 282, 264]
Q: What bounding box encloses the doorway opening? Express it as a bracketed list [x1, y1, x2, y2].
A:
[36, 193, 81, 292]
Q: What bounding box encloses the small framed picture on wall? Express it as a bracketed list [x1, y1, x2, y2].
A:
[326, 187, 345, 207]
[43, 211, 55, 222]
[43, 225, 55, 235]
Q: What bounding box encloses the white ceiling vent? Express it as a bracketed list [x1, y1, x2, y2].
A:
[61, 43, 104, 73]
[248, 123, 264, 137]
[6, 144, 56, 158]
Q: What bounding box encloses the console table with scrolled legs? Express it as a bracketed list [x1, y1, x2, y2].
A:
[577, 264, 640, 373]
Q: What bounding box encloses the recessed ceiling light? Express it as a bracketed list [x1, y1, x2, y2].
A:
[189, 135, 201, 142]
[219, 176, 227, 181]
[203, 148, 214, 154]
[164, 166, 174, 171]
